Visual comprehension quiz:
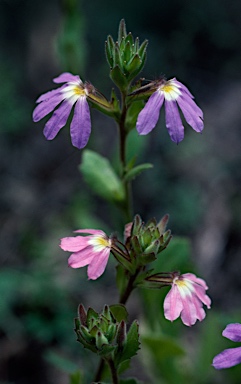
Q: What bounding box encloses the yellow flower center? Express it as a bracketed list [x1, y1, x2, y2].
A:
[96, 236, 111, 247]
[173, 277, 193, 297]
[73, 86, 86, 96]
[174, 278, 187, 288]
[162, 84, 175, 94]
[89, 235, 112, 252]
[158, 80, 181, 101]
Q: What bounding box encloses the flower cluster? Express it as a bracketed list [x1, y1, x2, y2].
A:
[33, 73, 204, 149]
[60, 226, 211, 327]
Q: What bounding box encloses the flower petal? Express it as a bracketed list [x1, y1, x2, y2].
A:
[36, 84, 67, 103]
[180, 93, 203, 119]
[87, 248, 110, 280]
[70, 97, 91, 149]
[53, 72, 82, 84]
[179, 294, 200, 326]
[68, 246, 95, 268]
[43, 100, 74, 140]
[172, 78, 194, 99]
[213, 347, 241, 369]
[74, 229, 106, 236]
[136, 91, 164, 135]
[223, 324, 241, 342]
[33, 93, 64, 122]
[164, 100, 184, 143]
[182, 273, 208, 289]
[164, 285, 183, 322]
[192, 284, 211, 308]
[60, 236, 90, 252]
[177, 96, 204, 132]
[182, 274, 211, 308]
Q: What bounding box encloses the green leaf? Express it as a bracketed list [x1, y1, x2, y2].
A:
[118, 19, 127, 43]
[134, 37, 139, 52]
[87, 307, 99, 324]
[105, 35, 115, 67]
[118, 359, 130, 375]
[126, 54, 142, 74]
[125, 32, 134, 47]
[116, 320, 140, 365]
[138, 39, 148, 60]
[123, 163, 153, 183]
[79, 150, 125, 202]
[110, 304, 128, 323]
[113, 45, 122, 68]
[110, 65, 128, 90]
[123, 41, 132, 65]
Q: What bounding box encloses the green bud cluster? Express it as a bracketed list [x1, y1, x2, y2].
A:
[105, 19, 148, 90]
[126, 214, 172, 267]
[75, 304, 140, 368]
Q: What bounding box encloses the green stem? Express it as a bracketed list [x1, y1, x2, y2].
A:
[93, 91, 135, 384]
[119, 268, 140, 305]
[118, 91, 133, 222]
[108, 358, 119, 384]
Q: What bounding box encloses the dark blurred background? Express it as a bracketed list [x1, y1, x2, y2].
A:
[1, 0, 241, 383]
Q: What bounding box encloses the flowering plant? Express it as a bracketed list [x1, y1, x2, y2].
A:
[33, 19, 212, 384]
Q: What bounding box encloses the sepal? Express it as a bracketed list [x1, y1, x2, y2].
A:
[118, 19, 127, 42]
[110, 65, 128, 90]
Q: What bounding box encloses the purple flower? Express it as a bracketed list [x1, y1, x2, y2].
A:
[213, 323, 241, 369]
[164, 272, 211, 326]
[60, 229, 112, 280]
[136, 78, 204, 144]
[33, 72, 91, 149]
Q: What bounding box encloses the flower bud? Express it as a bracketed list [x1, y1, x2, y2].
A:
[105, 19, 148, 90]
[127, 214, 172, 268]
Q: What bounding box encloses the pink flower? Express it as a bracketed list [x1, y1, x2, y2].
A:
[33, 72, 91, 149]
[136, 78, 203, 144]
[213, 323, 241, 369]
[164, 272, 211, 326]
[60, 229, 112, 280]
